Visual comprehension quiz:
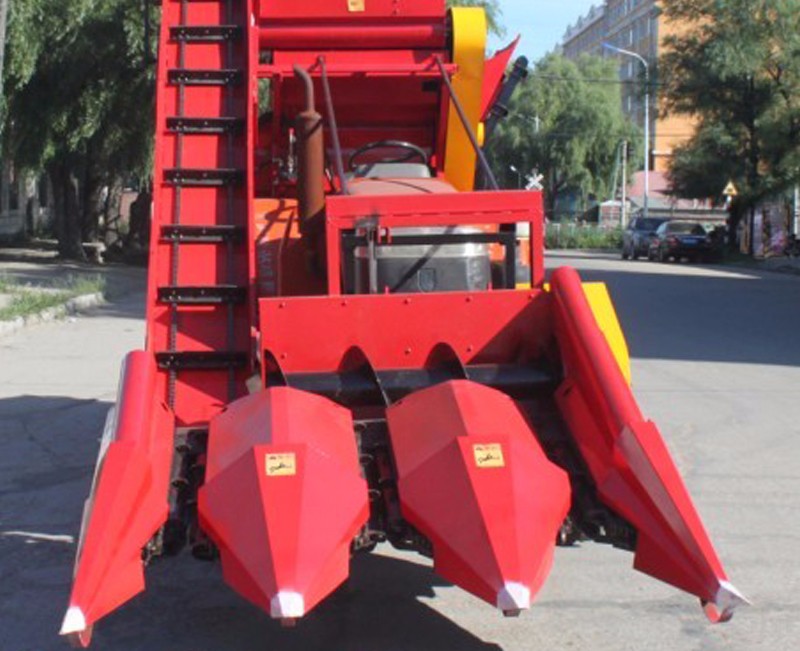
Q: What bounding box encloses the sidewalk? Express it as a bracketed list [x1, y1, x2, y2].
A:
[0, 246, 146, 336]
[715, 252, 800, 277]
[755, 255, 800, 275]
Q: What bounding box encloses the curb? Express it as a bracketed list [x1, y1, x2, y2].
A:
[0, 292, 105, 339]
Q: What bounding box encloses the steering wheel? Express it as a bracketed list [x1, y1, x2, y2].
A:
[348, 140, 429, 170]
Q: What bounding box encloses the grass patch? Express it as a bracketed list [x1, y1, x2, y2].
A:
[59, 273, 106, 297]
[546, 223, 623, 250]
[0, 274, 105, 321]
[0, 291, 72, 320]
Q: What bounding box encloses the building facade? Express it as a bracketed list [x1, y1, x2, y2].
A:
[561, 1, 694, 174]
[561, 4, 606, 60]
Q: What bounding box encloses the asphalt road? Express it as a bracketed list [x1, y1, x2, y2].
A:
[1, 252, 798, 651]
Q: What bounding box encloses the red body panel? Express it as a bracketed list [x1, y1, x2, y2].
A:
[387, 381, 570, 612]
[198, 387, 369, 620]
[549, 267, 743, 620]
[61, 352, 174, 645]
[480, 37, 519, 119]
[259, 289, 552, 374]
[258, 0, 445, 22]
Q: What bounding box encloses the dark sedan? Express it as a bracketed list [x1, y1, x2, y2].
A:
[648, 221, 713, 262]
[621, 217, 669, 260]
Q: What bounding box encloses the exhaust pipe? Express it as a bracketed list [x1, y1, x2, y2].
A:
[293, 65, 325, 229]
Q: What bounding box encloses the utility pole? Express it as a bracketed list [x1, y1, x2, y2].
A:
[603, 43, 649, 220]
[0, 0, 9, 222]
[621, 140, 628, 228]
[0, 0, 8, 92]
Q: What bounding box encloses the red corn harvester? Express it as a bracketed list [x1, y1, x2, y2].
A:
[61, 1, 746, 646]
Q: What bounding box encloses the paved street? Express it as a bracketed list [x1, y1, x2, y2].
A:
[1, 252, 798, 650]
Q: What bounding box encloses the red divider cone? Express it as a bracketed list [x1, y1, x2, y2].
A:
[387, 380, 571, 614]
[198, 387, 369, 623]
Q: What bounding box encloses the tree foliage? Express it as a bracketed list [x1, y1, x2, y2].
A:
[661, 0, 800, 211]
[446, 0, 504, 37]
[487, 54, 640, 218]
[2, 1, 498, 257]
[3, 0, 156, 257]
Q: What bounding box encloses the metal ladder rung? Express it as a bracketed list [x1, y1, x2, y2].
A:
[164, 168, 243, 186]
[158, 285, 247, 305]
[168, 69, 242, 86]
[156, 351, 249, 371]
[166, 116, 244, 134]
[170, 25, 242, 43]
[160, 224, 245, 243]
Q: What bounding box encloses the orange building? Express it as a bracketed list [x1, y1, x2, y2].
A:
[561, 1, 696, 173]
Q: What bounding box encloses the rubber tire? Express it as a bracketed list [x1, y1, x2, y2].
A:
[621, 246, 630, 260]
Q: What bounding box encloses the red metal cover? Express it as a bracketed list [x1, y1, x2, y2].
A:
[198, 387, 369, 621]
[258, 0, 445, 21]
[259, 290, 552, 374]
[387, 380, 571, 613]
[480, 37, 519, 119]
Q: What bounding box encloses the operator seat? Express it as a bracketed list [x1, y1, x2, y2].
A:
[350, 162, 432, 179]
[346, 162, 456, 196]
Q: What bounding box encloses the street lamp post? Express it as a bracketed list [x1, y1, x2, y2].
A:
[509, 164, 522, 189]
[604, 43, 649, 220]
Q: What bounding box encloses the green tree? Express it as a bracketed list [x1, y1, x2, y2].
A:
[3, 0, 155, 258]
[487, 54, 639, 219]
[660, 0, 800, 242]
[446, 0, 504, 37]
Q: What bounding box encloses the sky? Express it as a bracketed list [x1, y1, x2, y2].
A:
[486, 0, 600, 62]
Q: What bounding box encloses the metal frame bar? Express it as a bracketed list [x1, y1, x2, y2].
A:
[324, 190, 543, 294]
[317, 56, 349, 195]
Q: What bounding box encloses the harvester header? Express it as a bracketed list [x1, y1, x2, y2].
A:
[60, 0, 744, 646]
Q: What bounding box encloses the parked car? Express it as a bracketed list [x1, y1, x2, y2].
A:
[621, 217, 669, 260]
[648, 221, 713, 262]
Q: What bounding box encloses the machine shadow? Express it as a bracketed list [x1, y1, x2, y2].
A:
[99, 551, 503, 651]
[0, 394, 500, 651]
[547, 261, 800, 367]
[0, 395, 111, 651]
